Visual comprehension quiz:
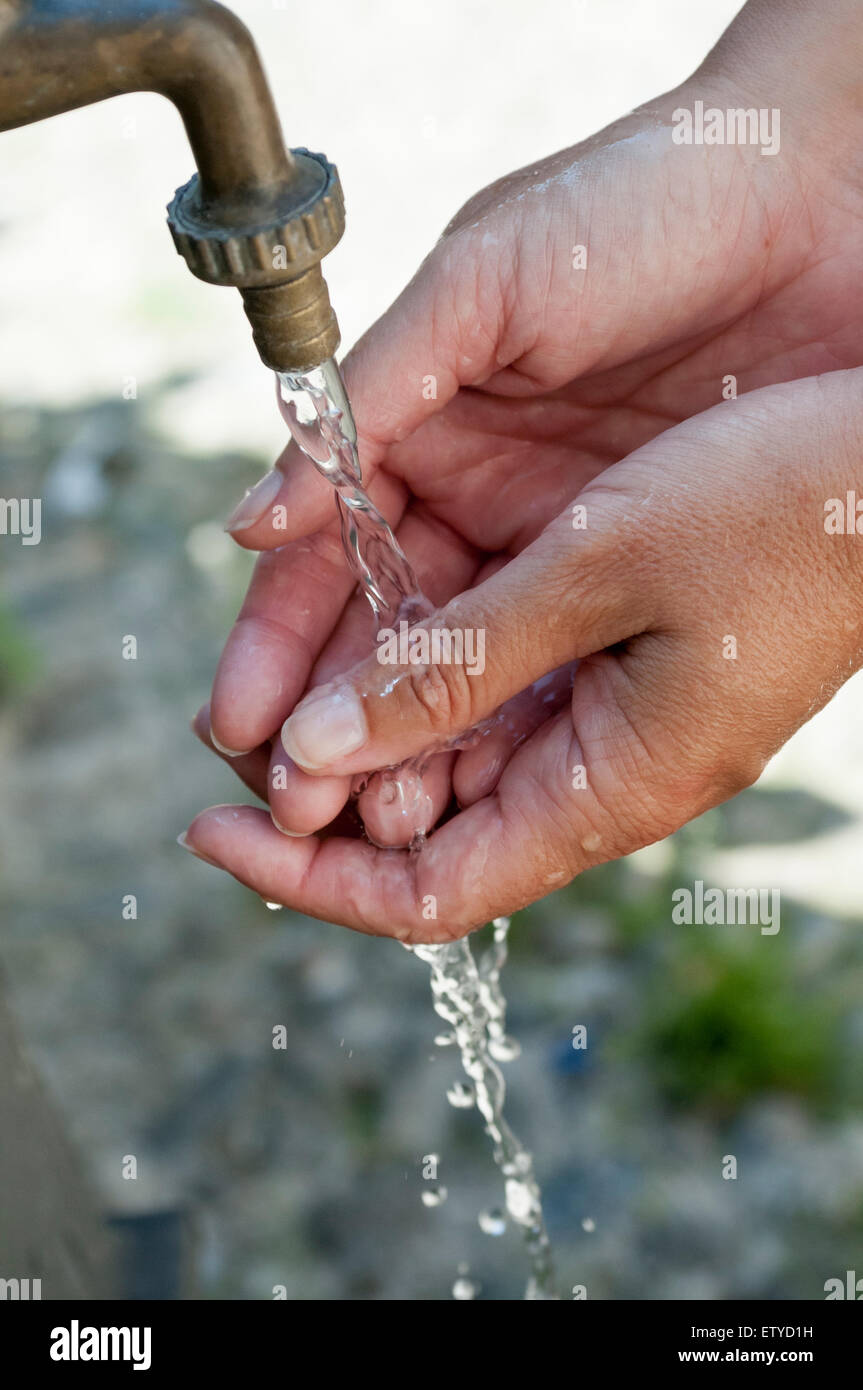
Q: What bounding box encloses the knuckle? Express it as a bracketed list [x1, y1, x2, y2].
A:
[405, 659, 475, 737]
[711, 748, 766, 801]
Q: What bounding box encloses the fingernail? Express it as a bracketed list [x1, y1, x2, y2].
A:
[281, 686, 367, 770]
[224, 470, 283, 533]
[177, 831, 220, 867]
[210, 730, 251, 758]
[272, 816, 309, 838]
[190, 706, 208, 736]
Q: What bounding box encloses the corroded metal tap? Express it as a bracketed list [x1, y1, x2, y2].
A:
[0, 0, 344, 370]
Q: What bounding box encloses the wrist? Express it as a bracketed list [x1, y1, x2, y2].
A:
[686, 0, 863, 187]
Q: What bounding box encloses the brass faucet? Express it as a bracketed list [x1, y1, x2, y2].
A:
[0, 0, 345, 371]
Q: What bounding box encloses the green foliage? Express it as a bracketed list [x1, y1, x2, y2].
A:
[639, 946, 839, 1114]
[0, 599, 39, 700]
[343, 1079, 383, 1151]
[550, 834, 848, 1117]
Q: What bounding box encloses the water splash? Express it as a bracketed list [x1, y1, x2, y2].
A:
[452, 1270, 480, 1301]
[421, 1185, 448, 1208]
[479, 1208, 507, 1237]
[412, 921, 554, 1299]
[446, 1080, 476, 1110]
[276, 360, 556, 1300]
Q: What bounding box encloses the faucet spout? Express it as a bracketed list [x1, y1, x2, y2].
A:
[0, 0, 345, 371]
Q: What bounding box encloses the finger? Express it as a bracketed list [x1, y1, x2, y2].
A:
[209, 469, 405, 755]
[340, 226, 509, 464]
[268, 739, 351, 840]
[453, 661, 577, 805]
[264, 506, 486, 836]
[223, 437, 339, 549]
[191, 703, 271, 801]
[180, 706, 618, 939]
[278, 498, 656, 777]
[181, 804, 426, 939]
[357, 752, 456, 849]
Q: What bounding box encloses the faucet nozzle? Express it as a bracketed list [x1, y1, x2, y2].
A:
[167, 146, 345, 372]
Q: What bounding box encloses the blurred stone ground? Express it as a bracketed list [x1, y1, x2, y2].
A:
[2, 0, 863, 1302]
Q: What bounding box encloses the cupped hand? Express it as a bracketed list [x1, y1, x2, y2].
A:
[184, 369, 863, 937]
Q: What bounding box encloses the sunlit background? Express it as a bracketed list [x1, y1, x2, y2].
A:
[3, 0, 863, 1300]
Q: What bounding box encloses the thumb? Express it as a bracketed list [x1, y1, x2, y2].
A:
[279, 500, 657, 776]
[342, 226, 507, 453]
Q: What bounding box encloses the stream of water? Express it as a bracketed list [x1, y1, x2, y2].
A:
[276, 359, 556, 1299]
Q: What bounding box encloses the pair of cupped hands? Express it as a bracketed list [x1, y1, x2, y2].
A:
[182, 0, 863, 941]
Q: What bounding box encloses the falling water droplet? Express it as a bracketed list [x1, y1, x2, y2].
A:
[505, 1177, 540, 1226]
[478, 1208, 507, 1236]
[421, 1184, 448, 1208]
[527, 1278, 557, 1301]
[446, 1080, 475, 1109]
[581, 1217, 596, 1233]
[452, 1275, 479, 1300]
[434, 1031, 456, 1047]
